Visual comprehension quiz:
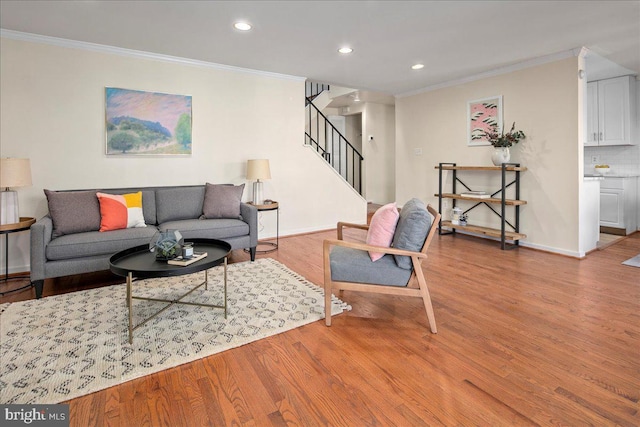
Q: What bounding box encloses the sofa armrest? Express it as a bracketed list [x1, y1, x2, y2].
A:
[30, 215, 53, 281]
[240, 203, 258, 247]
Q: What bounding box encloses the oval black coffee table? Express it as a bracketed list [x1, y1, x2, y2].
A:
[110, 238, 231, 344]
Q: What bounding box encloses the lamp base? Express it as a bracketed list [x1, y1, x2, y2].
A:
[252, 181, 264, 205]
[0, 190, 19, 225]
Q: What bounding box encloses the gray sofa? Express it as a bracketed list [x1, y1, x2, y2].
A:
[30, 184, 257, 298]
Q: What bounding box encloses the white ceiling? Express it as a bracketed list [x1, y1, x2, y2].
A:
[1, 1, 638, 96]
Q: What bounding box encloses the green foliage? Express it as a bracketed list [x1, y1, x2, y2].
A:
[483, 122, 526, 147]
[108, 119, 171, 154]
[175, 114, 192, 148]
[143, 143, 190, 155]
[109, 132, 139, 153]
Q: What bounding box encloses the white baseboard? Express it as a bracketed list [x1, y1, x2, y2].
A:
[518, 241, 583, 258]
[440, 228, 583, 258]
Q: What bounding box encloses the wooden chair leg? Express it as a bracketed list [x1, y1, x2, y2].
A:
[413, 259, 437, 333]
[325, 283, 332, 326]
[324, 241, 333, 326]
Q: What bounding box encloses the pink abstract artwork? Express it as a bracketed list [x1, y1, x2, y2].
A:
[468, 96, 502, 146]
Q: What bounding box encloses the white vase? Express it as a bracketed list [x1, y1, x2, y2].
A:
[491, 147, 510, 166]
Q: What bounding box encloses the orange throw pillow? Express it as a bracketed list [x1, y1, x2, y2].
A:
[96, 192, 146, 232]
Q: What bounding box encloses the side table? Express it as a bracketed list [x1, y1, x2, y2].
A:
[248, 201, 279, 253]
[0, 217, 36, 296]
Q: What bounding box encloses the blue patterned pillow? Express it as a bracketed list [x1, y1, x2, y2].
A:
[391, 198, 431, 270]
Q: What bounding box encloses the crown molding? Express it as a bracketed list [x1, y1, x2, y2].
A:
[397, 48, 582, 98]
[0, 29, 306, 82]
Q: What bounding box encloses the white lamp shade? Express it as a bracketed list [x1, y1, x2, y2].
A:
[246, 159, 271, 181]
[1, 158, 32, 188]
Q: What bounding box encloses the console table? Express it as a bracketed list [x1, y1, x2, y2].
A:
[435, 163, 527, 249]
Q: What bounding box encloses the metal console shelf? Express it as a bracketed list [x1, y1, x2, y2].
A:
[435, 163, 527, 249]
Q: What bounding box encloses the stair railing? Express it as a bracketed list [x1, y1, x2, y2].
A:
[305, 82, 330, 104]
[305, 99, 363, 195]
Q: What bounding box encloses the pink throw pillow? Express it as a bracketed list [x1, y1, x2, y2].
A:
[366, 203, 400, 261]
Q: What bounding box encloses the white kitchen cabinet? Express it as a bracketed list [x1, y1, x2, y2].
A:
[600, 177, 638, 234]
[585, 76, 637, 146]
[586, 82, 599, 145]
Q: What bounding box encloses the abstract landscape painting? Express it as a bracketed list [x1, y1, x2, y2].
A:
[467, 96, 502, 146]
[106, 88, 192, 155]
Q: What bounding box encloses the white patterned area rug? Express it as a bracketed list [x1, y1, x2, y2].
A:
[622, 253, 640, 267]
[0, 258, 350, 404]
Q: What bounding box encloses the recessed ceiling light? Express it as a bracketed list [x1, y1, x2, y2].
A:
[338, 47, 353, 54]
[411, 63, 425, 70]
[234, 22, 252, 31]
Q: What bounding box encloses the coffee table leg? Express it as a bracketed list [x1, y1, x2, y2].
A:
[224, 256, 228, 319]
[127, 272, 133, 344]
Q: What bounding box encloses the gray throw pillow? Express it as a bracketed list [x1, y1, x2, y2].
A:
[201, 183, 245, 219]
[44, 189, 101, 238]
[391, 198, 431, 270]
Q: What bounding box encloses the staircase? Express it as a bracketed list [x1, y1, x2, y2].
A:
[305, 82, 364, 195]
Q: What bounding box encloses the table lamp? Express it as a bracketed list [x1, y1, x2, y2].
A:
[246, 159, 271, 204]
[1, 158, 32, 225]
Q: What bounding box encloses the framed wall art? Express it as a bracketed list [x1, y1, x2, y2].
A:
[467, 96, 502, 146]
[105, 88, 192, 156]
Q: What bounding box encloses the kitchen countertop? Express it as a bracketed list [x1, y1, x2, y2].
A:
[584, 174, 640, 178]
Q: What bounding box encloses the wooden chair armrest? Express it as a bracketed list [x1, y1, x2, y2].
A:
[337, 222, 369, 240]
[324, 238, 427, 259]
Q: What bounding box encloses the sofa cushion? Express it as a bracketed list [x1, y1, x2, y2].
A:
[159, 218, 249, 240]
[155, 187, 205, 223]
[97, 192, 147, 231]
[44, 189, 101, 238]
[366, 202, 399, 261]
[202, 183, 245, 219]
[100, 189, 156, 225]
[330, 246, 412, 287]
[392, 198, 431, 270]
[46, 227, 158, 260]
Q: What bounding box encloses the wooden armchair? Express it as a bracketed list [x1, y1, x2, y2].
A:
[323, 201, 441, 333]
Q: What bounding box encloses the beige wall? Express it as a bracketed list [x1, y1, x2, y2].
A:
[0, 37, 366, 274]
[363, 103, 396, 203]
[344, 102, 396, 203]
[396, 57, 582, 255]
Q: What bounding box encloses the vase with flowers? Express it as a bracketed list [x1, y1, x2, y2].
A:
[483, 122, 526, 166]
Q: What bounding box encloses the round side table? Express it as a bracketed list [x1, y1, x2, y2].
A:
[0, 217, 36, 296]
[248, 201, 279, 253]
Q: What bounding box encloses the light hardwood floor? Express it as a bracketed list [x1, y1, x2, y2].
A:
[2, 230, 639, 426]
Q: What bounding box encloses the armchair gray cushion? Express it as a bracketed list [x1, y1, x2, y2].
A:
[330, 246, 412, 287]
[392, 198, 431, 270]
